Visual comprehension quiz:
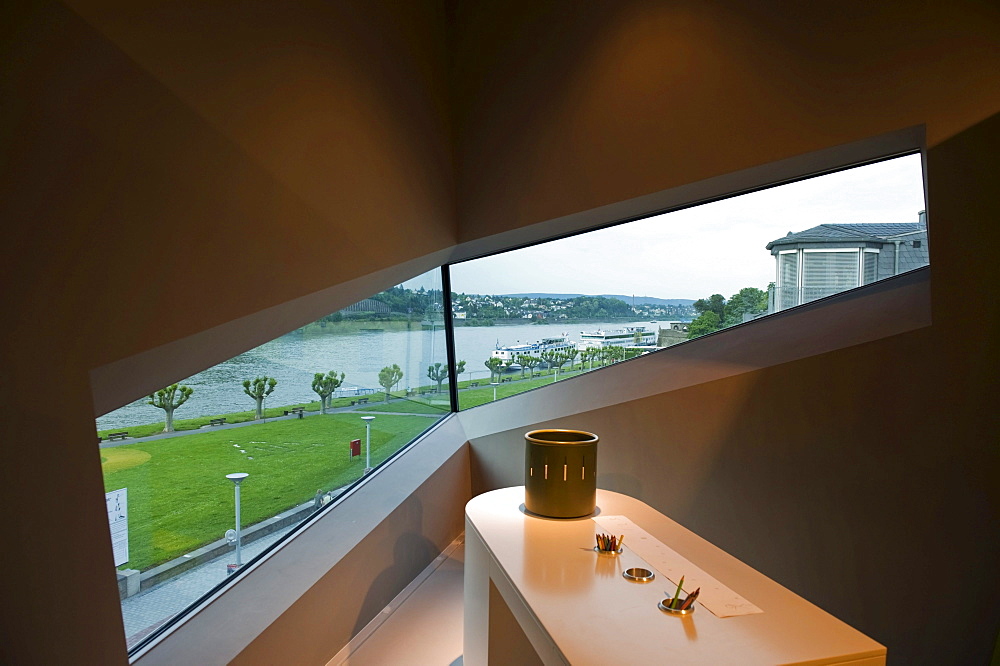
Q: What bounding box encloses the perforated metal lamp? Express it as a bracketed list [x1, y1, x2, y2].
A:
[524, 430, 599, 518]
[226, 473, 249, 565]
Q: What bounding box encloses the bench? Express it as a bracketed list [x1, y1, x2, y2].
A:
[357, 397, 369, 405]
[209, 418, 226, 426]
[107, 432, 129, 441]
[469, 382, 479, 388]
[284, 407, 304, 418]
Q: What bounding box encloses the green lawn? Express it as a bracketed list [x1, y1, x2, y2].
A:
[103, 413, 436, 571]
[457, 367, 591, 409]
[362, 398, 449, 414]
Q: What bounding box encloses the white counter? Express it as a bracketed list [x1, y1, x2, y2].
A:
[464, 486, 886, 665]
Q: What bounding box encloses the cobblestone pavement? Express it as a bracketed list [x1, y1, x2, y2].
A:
[122, 524, 296, 649]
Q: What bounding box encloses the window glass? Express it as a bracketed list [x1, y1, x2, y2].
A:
[96, 269, 448, 652]
[450, 153, 926, 407]
[802, 250, 860, 302]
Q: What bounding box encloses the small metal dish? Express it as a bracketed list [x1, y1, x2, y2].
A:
[593, 547, 623, 555]
[658, 598, 696, 615]
[622, 567, 655, 582]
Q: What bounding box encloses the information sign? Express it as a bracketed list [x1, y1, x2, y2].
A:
[106, 488, 128, 566]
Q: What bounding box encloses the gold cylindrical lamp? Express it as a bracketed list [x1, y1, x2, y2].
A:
[524, 429, 599, 518]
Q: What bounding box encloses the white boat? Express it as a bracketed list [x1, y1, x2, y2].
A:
[576, 326, 655, 350]
[491, 335, 575, 368]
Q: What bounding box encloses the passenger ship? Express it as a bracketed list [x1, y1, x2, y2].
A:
[576, 326, 655, 350]
[490, 335, 575, 366]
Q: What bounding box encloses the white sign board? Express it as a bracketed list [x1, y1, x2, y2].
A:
[106, 488, 128, 567]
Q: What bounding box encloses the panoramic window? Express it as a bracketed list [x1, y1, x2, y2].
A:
[449, 153, 927, 409]
[96, 269, 448, 652]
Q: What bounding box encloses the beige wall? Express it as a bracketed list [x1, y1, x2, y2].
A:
[1, 2, 453, 663]
[0, 1, 997, 664]
[467, 117, 1000, 665]
[452, 0, 999, 240]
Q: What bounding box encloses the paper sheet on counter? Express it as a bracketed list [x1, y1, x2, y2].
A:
[594, 515, 763, 618]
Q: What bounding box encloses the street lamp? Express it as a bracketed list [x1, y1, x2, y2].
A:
[361, 416, 375, 474]
[491, 381, 499, 401]
[226, 472, 249, 569]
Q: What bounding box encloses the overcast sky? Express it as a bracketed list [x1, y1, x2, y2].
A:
[412, 154, 925, 300]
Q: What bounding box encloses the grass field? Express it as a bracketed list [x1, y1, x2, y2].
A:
[98, 363, 611, 572]
[103, 413, 437, 571]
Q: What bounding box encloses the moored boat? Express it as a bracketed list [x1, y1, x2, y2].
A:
[576, 326, 655, 350]
[491, 335, 575, 369]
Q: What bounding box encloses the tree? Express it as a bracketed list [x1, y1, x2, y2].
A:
[548, 352, 569, 374]
[605, 346, 625, 364]
[540, 350, 562, 374]
[693, 294, 726, 322]
[378, 364, 403, 401]
[243, 376, 277, 420]
[148, 383, 193, 433]
[520, 355, 541, 378]
[484, 357, 503, 382]
[687, 311, 721, 338]
[427, 363, 449, 394]
[515, 354, 530, 379]
[723, 287, 768, 326]
[311, 371, 345, 414]
[564, 348, 579, 371]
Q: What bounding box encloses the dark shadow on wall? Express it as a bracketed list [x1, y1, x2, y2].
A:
[352, 497, 438, 637]
[598, 472, 643, 500]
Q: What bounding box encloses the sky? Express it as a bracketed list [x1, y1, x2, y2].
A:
[411, 154, 925, 300]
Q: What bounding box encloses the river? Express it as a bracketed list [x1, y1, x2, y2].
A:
[95, 319, 673, 430]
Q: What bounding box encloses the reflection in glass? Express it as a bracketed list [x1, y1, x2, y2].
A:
[96, 269, 448, 651]
[450, 154, 926, 409]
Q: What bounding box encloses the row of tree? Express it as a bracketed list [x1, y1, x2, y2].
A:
[687, 287, 769, 338]
[481, 345, 632, 382]
[148, 358, 473, 434]
[147, 376, 285, 433]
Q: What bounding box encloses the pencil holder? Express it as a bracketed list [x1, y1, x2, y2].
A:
[658, 599, 696, 615]
[524, 429, 598, 518]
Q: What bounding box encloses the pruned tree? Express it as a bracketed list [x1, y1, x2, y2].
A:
[427, 363, 448, 394]
[378, 364, 403, 401]
[520, 354, 541, 378]
[540, 350, 561, 374]
[312, 371, 345, 414]
[549, 352, 569, 374]
[243, 376, 277, 420]
[564, 348, 579, 371]
[515, 354, 530, 379]
[484, 357, 503, 382]
[148, 383, 193, 433]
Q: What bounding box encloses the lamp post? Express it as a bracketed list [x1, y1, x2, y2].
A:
[226, 473, 249, 568]
[361, 416, 375, 474]
[491, 381, 499, 402]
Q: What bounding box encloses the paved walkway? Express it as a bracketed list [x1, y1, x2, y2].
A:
[112, 395, 454, 649]
[123, 523, 297, 649]
[100, 402, 441, 448]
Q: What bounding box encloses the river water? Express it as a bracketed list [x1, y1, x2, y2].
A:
[95, 319, 669, 430]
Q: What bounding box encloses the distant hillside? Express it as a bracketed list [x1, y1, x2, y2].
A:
[502, 293, 696, 307]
